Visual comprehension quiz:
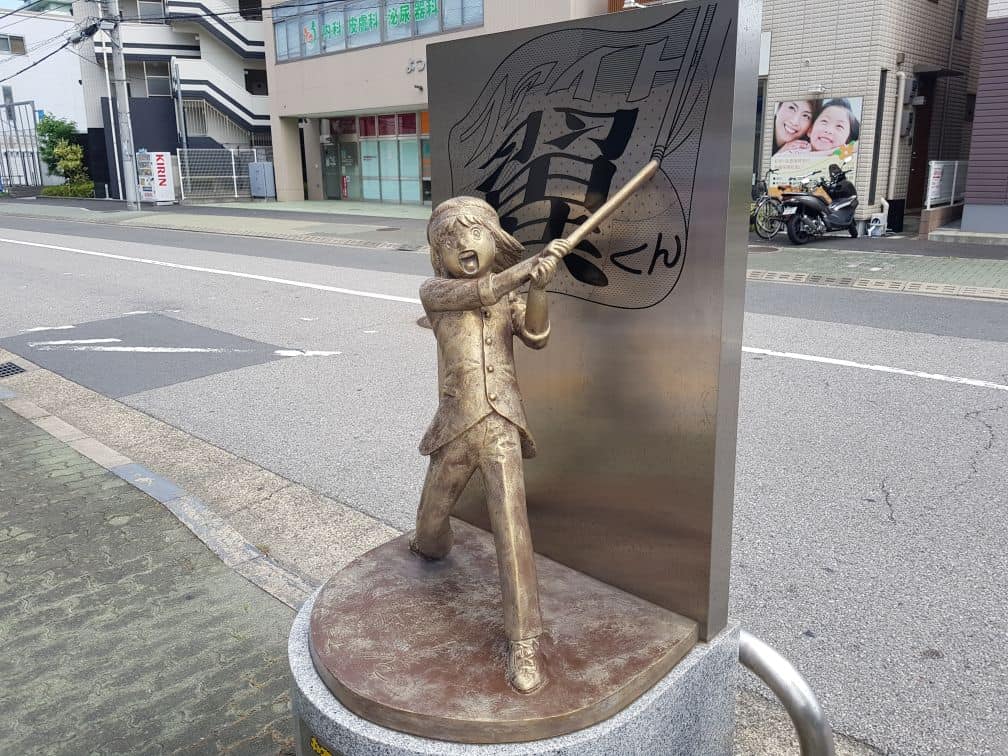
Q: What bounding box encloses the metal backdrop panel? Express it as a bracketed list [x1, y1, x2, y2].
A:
[428, 0, 759, 639]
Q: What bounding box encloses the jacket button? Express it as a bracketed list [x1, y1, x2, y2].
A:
[482, 309, 491, 318]
[487, 365, 494, 373]
[485, 336, 492, 345]
[488, 392, 497, 401]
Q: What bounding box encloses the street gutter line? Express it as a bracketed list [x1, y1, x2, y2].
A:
[5, 236, 1007, 393]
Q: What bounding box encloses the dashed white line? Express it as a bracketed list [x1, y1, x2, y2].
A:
[274, 349, 341, 357]
[31, 346, 250, 353]
[21, 325, 75, 333]
[28, 338, 122, 346]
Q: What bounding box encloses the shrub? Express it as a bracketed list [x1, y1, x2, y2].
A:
[41, 182, 95, 198]
[37, 115, 79, 175]
[53, 139, 89, 184]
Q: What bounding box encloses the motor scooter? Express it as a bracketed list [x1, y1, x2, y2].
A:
[780, 159, 859, 245]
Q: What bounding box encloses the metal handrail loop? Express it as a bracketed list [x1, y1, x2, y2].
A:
[738, 630, 837, 756]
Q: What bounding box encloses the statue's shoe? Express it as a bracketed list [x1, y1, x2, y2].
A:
[507, 636, 546, 694]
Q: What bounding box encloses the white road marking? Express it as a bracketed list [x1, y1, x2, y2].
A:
[743, 347, 1008, 393]
[28, 344, 340, 357]
[0, 236, 422, 305]
[123, 310, 150, 315]
[6, 235, 1003, 392]
[274, 349, 341, 357]
[31, 346, 251, 353]
[21, 325, 75, 333]
[28, 338, 121, 346]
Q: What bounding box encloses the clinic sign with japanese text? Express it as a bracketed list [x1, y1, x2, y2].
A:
[275, 0, 483, 63]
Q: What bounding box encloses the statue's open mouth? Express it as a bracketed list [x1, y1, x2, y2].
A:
[458, 250, 480, 274]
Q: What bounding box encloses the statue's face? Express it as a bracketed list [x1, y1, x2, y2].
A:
[440, 222, 496, 278]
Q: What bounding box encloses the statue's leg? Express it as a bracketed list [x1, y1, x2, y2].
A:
[480, 415, 546, 693]
[479, 416, 543, 642]
[413, 431, 476, 559]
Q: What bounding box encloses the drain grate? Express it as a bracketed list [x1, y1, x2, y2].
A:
[0, 361, 26, 378]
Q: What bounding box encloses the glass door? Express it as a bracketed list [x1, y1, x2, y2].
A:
[360, 139, 380, 201]
[323, 145, 342, 199]
[378, 140, 400, 202]
[339, 142, 361, 200]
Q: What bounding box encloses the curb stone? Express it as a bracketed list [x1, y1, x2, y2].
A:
[0, 373, 317, 610]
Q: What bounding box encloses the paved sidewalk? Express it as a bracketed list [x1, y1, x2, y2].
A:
[0, 199, 429, 251]
[747, 245, 1008, 300]
[0, 404, 296, 755]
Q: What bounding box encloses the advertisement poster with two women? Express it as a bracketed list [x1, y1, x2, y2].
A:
[770, 97, 862, 185]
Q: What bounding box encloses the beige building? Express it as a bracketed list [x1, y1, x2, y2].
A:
[756, 0, 987, 227]
[265, 0, 987, 229]
[263, 0, 607, 202]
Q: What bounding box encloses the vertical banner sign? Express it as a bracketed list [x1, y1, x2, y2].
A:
[428, 1, 759, 639]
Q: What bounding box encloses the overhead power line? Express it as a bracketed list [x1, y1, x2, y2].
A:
[0, 0, 50, 25]
[0, 38, 73, 83]
[0, 19, 99, 82]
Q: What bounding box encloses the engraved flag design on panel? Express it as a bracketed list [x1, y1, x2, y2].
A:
[446, 5, 730, 309]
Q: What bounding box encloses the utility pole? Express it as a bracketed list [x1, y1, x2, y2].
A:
[102, 0, 138, 208]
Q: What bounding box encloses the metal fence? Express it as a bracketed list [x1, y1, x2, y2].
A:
[177, 147, 274, 201]
[0, 99, 43, 193]
[925, 160, 968, 209]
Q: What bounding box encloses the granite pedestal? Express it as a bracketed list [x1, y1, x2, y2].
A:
[289, 584, 739, 755]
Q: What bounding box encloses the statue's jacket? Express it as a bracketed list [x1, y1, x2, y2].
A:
[419, 274, 549, 459]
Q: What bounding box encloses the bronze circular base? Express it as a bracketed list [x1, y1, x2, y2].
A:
[309, 519, 698, 744]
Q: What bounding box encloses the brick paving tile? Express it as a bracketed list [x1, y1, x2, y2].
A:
[0, 406, 296, 755]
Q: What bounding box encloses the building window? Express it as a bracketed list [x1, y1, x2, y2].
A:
[443, 0, 482, 28]
[272, 0, 483, 63]
[0, 35, 26, 55]
[145, 60, 172, 96]
[302, 14, 321, 56]
[137, 1, 165, 23]
[346, 1, 382, 48]
[954, 0, 965, 39]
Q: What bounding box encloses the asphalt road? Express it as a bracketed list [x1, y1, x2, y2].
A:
[1, 218, 1005, 756]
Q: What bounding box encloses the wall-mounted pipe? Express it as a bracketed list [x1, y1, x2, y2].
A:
[884, 71, 908, 223]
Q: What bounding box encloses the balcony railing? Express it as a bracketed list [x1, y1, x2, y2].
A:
[175, 57, 269, 133]
[925, 160, 968, 210]
[166, 0, 266, 58]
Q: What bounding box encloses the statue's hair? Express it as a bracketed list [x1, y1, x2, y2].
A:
[427, 196, 524, 277]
